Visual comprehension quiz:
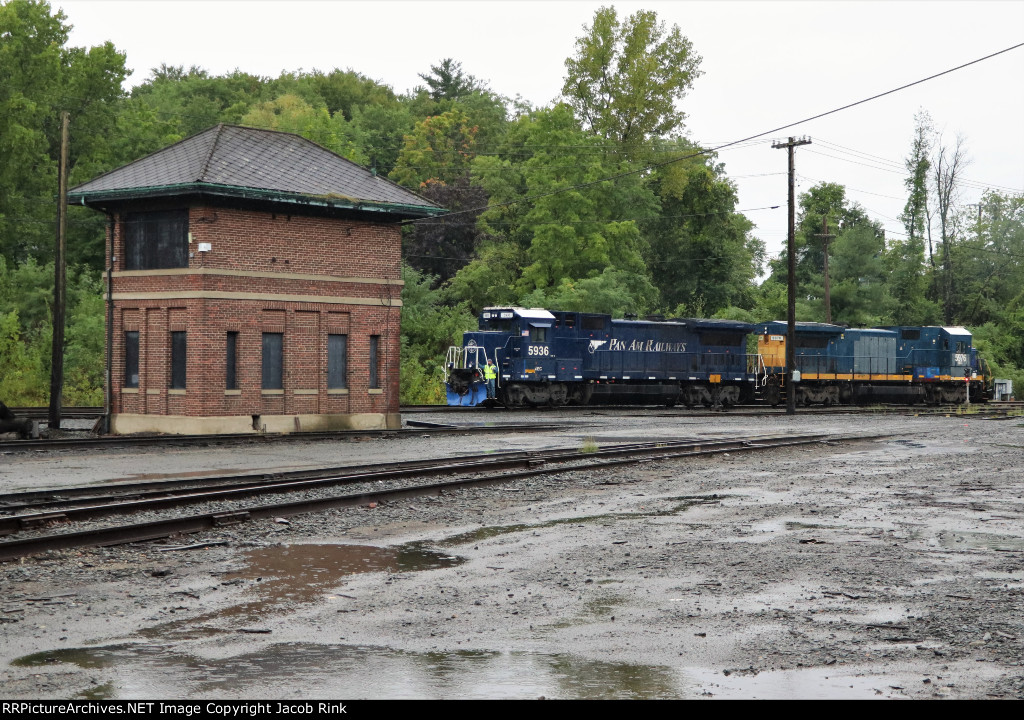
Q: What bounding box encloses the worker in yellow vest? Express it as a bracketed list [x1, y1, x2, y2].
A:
[484, 360, 497, 400]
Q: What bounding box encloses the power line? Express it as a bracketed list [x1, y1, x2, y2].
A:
[402, 41, 1024, 226]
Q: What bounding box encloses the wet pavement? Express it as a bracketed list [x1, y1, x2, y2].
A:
[2, 411, 1023, 699]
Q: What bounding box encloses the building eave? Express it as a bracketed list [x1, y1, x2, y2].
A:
[68, 182, 447, 219]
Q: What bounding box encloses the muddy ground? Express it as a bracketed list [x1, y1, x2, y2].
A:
[1, 411, 1022, 699]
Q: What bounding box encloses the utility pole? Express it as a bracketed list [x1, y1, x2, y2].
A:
[814, 217, 836, 323]
[48, 111, 70, 431]
[772, 136, 811, 416]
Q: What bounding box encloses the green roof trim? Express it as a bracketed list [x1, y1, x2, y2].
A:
[69, 181, 447, 219]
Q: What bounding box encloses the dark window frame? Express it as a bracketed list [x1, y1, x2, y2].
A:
[124, 209, 189, 270]
[529, 325, 549, 343]
[226, 332, 239, 390]
[328, 334, 348, 389]
[262, 332, 283, 390]
[369, 335, 380, 389]
[124, 331, 139, 388]
[170, 331, 187, 389]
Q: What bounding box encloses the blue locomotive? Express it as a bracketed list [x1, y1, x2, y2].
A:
[445, 308, 993, 408]
[756, 321, 990, 405]
[444, 307, 760, 407]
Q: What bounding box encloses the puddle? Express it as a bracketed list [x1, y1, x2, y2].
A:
[936, 531, 1024, 552]
[141, 544, 463, 636]
[13, 643, 684, 699]
[12, 642, 918, 699]
[785, 522, 836, 531]
[686, 666, 909, 699]
[438, 496, 724, 547]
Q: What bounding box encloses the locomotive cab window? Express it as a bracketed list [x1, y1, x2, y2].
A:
[483, 319, 515, 332]
[529, 324, 549, 343]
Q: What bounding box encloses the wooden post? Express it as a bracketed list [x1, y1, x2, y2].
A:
[48, 111, 70, 431]
[773, 136, 811, 415]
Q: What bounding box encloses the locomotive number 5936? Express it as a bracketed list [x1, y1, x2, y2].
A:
[527, 345, 550, 356]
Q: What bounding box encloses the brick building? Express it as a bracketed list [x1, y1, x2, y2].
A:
[69, 124, 444, 434]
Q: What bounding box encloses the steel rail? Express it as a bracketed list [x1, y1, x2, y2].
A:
[0, 433, 874, 562]
[0, 440, 671, 515]
[0, 421, 566, 452]
[0, 436, 818, 533]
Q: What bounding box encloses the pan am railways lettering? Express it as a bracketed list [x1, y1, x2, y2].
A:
[607, 339, 687, 352]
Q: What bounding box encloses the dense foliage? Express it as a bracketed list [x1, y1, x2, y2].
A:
[1, 0, 1021, 405]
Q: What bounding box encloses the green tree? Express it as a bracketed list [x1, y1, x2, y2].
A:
[131, 65, 273, 137]
[0, 0, 130, 267]
[389, 109, 478, 188]
[882, 111, 938, 323]
[900, 110, 933, 252]
[0, 256, 104, 405]
[399, 263, 475, 404]
[469, 104, 658, 313]
[642, 141, 764, 315]
[826, 224, 892, 326]
[240, 93, 364, 162]
[443, 240, 524, 315]
[348, 102, 414, 176]
[950, 191, 1024, 328]
[766, 182, 890, 324]
[562, 5, 702, 147]
[417, 58, 480, 102]
[296, 68, 398, 121]
[403, 175, 492, 284]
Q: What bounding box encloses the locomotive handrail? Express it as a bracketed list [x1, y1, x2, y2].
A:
[444, 345, 491, 382]
[749, 353, 767, 387]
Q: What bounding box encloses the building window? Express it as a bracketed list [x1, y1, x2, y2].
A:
[226, 332, 238, 390]
[328, 334, 347, 389]
[124, 209, 188, 270]
[262, 332, 283, 390]
[124, 331, 139, 388]
[369, 335, 380, 389]
[170, 331, 187, 389]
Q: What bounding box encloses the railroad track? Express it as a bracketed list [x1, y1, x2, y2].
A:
[0, 432, 870, 562]
[6, 406, 103, 420]
[0, 421, 565, 452]
[404, 401, 1024, 417]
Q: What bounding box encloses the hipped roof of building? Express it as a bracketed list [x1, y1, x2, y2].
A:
[69, 124, 445, 220]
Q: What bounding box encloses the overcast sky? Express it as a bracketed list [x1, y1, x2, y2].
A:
[57, 0, 1024, 261]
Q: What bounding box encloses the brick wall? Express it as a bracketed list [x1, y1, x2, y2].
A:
[106, 203, 403, 426]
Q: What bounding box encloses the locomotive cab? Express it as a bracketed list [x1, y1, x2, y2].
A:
[445, 307, 563, 407]
[883, 326, 981, 404]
